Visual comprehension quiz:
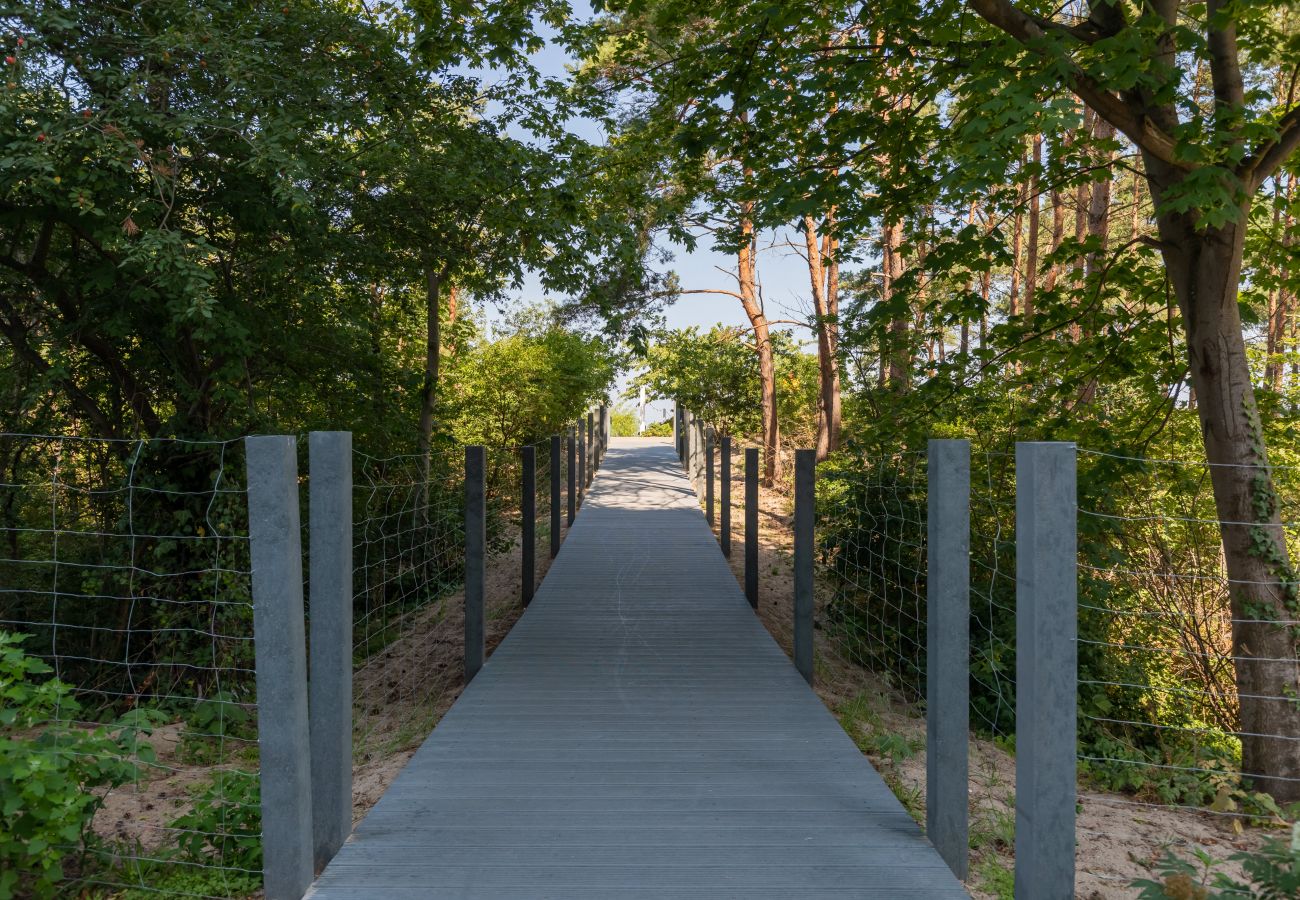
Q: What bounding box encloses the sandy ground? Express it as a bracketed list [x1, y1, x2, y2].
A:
[704, 447, 1270, 899]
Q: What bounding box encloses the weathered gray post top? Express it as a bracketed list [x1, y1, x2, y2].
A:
[1014, 441, 1077, 900]
[793, 448, 815, 686]
[308, 431, 352, 875]
[245, 435, 313, 900]
[926, 439, 970, 880]
[465, 445, 486, 683]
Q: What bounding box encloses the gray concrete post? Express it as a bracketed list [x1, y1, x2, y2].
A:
[683, 410, 693, 473]
[307, 431, 352, 873]
[793, 449, 816, 686]
[465, 445, 486, 683]
[745, 448, 758, 609]
[567, 428, 576, 526]
[577, 424, 586, 504]
[522, 445, 535, 606]
[550, 435, 561, 558]
[1014, 441, 1077, 900]
[586, 411, 594, 485]
[676, 400, 686, 457]
[245, 436, 313, 900]
[599, 404, 609, 463]
[706, 427, 715, 526]
[720, 436, 732, 557]
[926, 439, 970, 880]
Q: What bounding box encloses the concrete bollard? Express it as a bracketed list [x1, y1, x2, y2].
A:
[245, 436, 313, 900]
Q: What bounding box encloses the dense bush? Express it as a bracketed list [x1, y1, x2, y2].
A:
[0, 633, 152, 899]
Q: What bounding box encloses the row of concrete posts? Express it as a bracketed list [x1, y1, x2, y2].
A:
[672, 403, 1080, 899]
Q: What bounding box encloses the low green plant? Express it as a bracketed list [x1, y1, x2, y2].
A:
[169, 770, 262, 872]
[1132, 823, 1300, 899]
[974, 855, 1015, 899]
[0, 632, 153, 899]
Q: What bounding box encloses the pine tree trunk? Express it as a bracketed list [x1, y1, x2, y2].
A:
[739, 205, 780, 485]
[1025, 133, 1041, 319]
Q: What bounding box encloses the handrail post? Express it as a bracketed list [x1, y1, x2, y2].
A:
[720, 435, 732, 557]
[577, 421, 586, 506]
[550, 435, 561, 558]
[465, 445, 486, 683]
[793, 449, 816, 685]
[744, 447, 758, 609]
[567, 427, 576, 526]
[706, 427, 715, 526]
[927, 439, 970, 880]
[586, 411, 595, 485]
[1014, 441, 1077, 900]
[245, 435, 313, 900]
[308, 431, 352, 873]
[521, 445, 536, 606]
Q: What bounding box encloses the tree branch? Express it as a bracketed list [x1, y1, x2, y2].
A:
[1239, 104, 1300, 191]
[966, 0, 1191, 170]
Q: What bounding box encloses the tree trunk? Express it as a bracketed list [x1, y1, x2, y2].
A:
[883, 218, 909, 389]
[804, 214, 842, 461]
[1147, 161, 1300, 803]
[1025, 133, 1041, 319]
[1264, 173, 1293, 393]
[417, 265, 443, 481]
[739, 203, 780, 485]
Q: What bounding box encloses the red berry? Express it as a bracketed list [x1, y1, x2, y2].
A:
[83, 109, 92, 118]
[4, 56, 14, 65]
[16, 37, 23, 46]
[36, 133, 45, 142]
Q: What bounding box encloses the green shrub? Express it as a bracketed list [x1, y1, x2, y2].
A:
[169, 770, 262, 872]
[641, 418, 673, 437]
[0, 632, 152, 899]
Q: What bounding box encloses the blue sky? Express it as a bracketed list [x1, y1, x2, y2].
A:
[472, 4, 815, 422]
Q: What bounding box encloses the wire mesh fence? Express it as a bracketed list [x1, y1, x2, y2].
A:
[350, 446, 467, 766]
[680, 413, 1300, 891]
[0, 433, 261, 899]
[1, 421, 595, 898]
[1074, 448, 1300, 883]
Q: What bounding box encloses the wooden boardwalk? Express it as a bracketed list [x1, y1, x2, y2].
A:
[308, 438, 969, 899]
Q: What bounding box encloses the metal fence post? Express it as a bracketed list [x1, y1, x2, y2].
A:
[793, 449, 816, 686]
[1014, 441, 1077, 900]
[586, 411, 595, 485]
[577, 423, 586, 504]
[308, 431, 352, 873]
[683, 410, 692, 473]
[465, 445, 486, 683]
[720, 436, 732, 557]
[927, 439, 970, 880]
[522, 445, 536, 606]
[567, 428, 576, 526]
[745, 448, 758, 609]
[706, 427, 715, 526]
[550, 435, 561, 558]
[245, 436, 313, 900]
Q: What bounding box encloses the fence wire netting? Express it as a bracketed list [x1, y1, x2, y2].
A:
[350, 446, 467, 765]
[689, 426, 1300, 891]
[1074, 449, 1300, 857]
[0, 433, 260, 898]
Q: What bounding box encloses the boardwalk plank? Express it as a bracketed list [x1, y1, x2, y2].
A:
[306, 439, 968, 899]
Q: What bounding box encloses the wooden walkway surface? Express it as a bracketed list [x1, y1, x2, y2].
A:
[307, 438, 969, 899]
